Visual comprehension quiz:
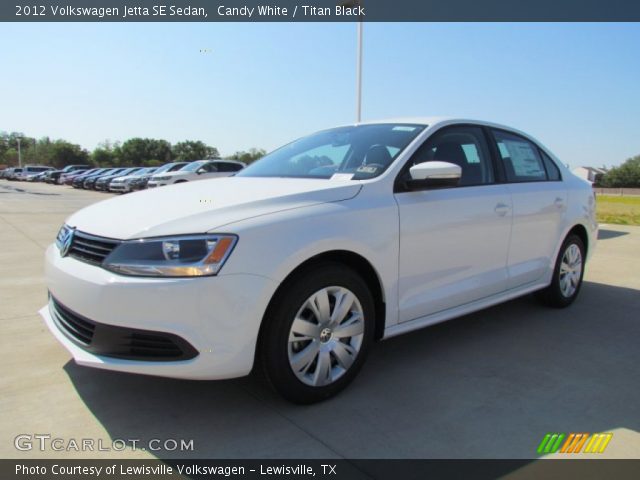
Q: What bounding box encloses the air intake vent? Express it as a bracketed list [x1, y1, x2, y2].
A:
[51, 296, 96, 345]
[49, 296, 198, 361]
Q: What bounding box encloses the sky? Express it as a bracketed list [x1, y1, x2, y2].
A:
[1, 22, 639, 168]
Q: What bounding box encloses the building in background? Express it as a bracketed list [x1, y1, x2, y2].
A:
[572, 166, 608, 184]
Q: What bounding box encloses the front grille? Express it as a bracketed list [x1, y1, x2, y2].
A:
[68, 230, 120, 265]
[49, 296, 198, 361]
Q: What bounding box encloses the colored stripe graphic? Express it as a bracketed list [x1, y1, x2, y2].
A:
[539, 432, 613, 454]
[584, 433, 613, 453]
[537, 433, 566, 454]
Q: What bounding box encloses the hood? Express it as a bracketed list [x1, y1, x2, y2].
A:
[66, 177, 362, 239]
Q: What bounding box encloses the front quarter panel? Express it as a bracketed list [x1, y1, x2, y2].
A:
[218, 184, 401, 328]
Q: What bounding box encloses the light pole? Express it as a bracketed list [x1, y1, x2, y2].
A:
[356, 19, 363, 123]
[341, 0, 364, 123]
[17, 138, 22, 168]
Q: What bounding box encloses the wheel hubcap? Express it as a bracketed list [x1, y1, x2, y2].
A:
[319, 327, 333, 343]
[288, 286, 365, 387]
[559, 243, 582, 298]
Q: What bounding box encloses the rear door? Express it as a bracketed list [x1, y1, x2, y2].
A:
[489, 129, 567, 289]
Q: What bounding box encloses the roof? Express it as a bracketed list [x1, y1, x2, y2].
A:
[357, 116, 528, 133]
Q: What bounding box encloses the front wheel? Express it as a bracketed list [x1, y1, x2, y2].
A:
[259, 263, 375, 404]
[536, 234, 585, 308]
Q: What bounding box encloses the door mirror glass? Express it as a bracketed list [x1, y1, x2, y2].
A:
[407, 161, 461, 189]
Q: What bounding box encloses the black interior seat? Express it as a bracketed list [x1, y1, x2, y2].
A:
[364, 145, 393, 167]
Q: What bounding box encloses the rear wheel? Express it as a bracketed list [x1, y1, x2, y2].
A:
[259, 263, 374, 404]
[536, 234, 585, 308]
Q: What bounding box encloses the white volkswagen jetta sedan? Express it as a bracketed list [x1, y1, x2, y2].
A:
[41, 118, 597, 403]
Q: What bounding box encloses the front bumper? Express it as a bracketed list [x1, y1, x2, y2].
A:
[41, 244, 278, 380]
[109, 183, 128, 192]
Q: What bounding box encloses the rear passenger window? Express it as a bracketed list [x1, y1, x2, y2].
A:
[541, 151, 562, 181]
[492, 130, 547, 182]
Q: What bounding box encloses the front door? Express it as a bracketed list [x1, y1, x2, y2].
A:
[394, 125, 513, 322]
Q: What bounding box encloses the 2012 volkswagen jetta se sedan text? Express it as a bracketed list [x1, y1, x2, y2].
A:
[41, 118, 597, 403]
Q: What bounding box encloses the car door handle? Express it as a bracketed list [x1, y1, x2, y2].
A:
[494, 202, 511, 216]
[554, 197, 565, 208]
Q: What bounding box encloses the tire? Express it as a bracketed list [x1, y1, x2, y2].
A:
[259, 263, 375, 404]
[536, 234, 586, 308]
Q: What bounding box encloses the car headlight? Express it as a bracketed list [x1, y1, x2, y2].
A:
[153, 176, 171, 181]
[103, 234, 237, 277]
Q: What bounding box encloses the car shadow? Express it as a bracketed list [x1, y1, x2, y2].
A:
[63, 281, 640, 463]
[598, 229, 629, 240]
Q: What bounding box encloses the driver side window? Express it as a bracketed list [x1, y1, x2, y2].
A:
[407, 126, 494, 187]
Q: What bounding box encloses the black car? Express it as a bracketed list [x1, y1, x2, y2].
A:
[85, 168, 127, 190]
[71, 168, 108, 188]
[46, 164, 91, 185]
[72, 168, 111, 188]
[94, 167, 141, 191]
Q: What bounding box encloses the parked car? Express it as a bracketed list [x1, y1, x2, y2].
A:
[3, 167, 22, 180]
[130, 162, 189, 191]
[95, 167, 141, 192]
[62, 168, 100, 185]
[147, 160, 245, 188]
[46, 165, 91, 185]
[27, 170, 53, 182]
[84, 169, 124, 190]
[60, 168, 96, 185]
[72, 169, 109, 189]
[41, 118, 597, 404]
[19, 165, 55, 181]
[109, 167, 158, 193]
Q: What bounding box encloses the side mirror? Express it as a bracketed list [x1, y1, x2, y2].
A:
[406, 161, 461, 190]
[196, 168, 206, 175]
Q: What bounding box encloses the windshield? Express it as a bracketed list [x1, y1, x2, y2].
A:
[179, 161, 207, 172]
[237, 124, 425, 180]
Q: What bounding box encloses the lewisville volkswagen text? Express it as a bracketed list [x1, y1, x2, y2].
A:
[41, 118, 597, 403]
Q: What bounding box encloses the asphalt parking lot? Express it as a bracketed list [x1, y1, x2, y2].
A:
[1, 181, 639, 462]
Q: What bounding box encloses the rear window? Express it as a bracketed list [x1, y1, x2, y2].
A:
[492, 130, 547, 182]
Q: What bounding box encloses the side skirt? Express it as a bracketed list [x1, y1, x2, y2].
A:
[382, 281, 549, 340]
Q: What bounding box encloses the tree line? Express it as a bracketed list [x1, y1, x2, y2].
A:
[597, 155, 640, 188]
[0, 131, 266, 169]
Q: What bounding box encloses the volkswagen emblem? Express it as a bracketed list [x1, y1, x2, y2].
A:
[59, 227, 75, 257]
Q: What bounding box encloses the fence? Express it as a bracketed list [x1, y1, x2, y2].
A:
[594, 187, 640, 196]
